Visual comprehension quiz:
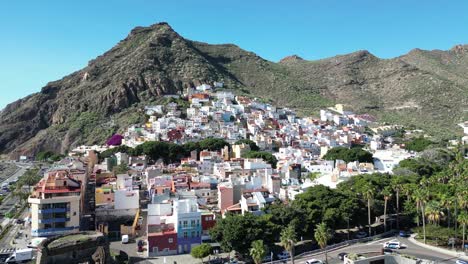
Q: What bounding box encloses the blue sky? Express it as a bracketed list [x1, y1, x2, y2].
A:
[1, 0, 468, 109]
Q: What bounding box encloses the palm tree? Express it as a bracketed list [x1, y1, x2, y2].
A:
[440, 193, 454, 229]
[413, 188, 428, 244]
[280, 225, 297, 264]
[425, 201, 445, 226]
[457, 211, 468, 251]
[250, 240, 267, 264]
[382, 187, 392, 232]
[391, 176, 404, 230]
[403, 183, 418, 225]
[362, 184, 375, 236]
[315, 222, 332, 264]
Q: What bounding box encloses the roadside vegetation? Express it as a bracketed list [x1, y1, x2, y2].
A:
[209, 146, 467, 260]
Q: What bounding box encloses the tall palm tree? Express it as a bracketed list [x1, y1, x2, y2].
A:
[403, 183, 419, 226]
[457, 211, 468, 251]
[250, 240, 267, 264]
[362, 184, 375, 236]
[391, 176, 405, 230]
[413, 188, 428, 244]
[315, 222, 332, 264]
[382, 187, 392, 232]
[280, 225, 297, 264]
[425, 201, 445, 226]
[440, 193, 454, 229]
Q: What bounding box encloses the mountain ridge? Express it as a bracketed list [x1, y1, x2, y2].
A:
[1, 22, 467, 157]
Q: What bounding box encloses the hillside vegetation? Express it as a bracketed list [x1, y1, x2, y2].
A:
[0, 22, 467, 156]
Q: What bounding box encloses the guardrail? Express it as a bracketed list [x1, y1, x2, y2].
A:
[265, 230, 396, 264]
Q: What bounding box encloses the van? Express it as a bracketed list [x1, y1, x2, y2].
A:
[121, 235, 129, 244]
[5, 248, 34, 263]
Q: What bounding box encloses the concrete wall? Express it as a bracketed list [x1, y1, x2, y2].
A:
[37, 232, 110, 264]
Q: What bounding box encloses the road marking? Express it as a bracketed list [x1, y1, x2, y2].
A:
[366, 237, 397, 245]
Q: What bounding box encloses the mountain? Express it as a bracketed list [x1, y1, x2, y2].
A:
[1, 22, 467, 157]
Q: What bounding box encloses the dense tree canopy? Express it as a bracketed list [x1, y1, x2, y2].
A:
[235, 139, 260, 151]
[190, 243, 212, 263]
[209, 213, 276, 257]
[405, 137, 433, 152]
[99, 138, 230, 164]
[242, 151, 278, 168]
[36, 151, 64, 162]
[322, 147, 373, 163]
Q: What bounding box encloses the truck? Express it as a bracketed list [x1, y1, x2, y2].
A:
[5, 248, 34, 263]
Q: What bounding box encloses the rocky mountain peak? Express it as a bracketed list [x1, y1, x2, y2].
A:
[0, 23, 466, 157]
[279, 55, 304, 64]
[451, 44, 468, 54]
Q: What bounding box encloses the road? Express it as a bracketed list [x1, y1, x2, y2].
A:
[0, 162, 32, 249]
[293, 237, 460, 264]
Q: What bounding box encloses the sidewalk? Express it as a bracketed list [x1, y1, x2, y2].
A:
[409, 234, 468, 261]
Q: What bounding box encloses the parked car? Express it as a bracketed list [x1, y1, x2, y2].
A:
[121, 235, 129, 244]
[399, 230, 410, 237]
[338, 252, 348, 260]
[355, 231, 368, 239]
[277, 251, 290, 260]
[305, 259, 323, 264]
[455, 260, 468, 264]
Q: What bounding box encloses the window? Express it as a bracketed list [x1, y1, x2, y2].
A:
[191, 231, 195, 238]
[183, 232, 188, 238]
[197, 219, 200, 226]
[183, 221, 188, 228]
[168, 238, 173, 243]
[191, 220, 196, 227]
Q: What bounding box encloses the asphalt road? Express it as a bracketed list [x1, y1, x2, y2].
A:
[0, 163, 32, 249]
[293, 237, 460, 264]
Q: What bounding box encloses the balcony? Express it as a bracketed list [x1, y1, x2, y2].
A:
[31, 226, 79, 237]
[38, 218, 70, 224]
[38, 208, 70, 214]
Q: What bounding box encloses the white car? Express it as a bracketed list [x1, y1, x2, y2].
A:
[277, 251, 290, 260]
[306, 259, 323, 264]
[383, 241, 401, 249]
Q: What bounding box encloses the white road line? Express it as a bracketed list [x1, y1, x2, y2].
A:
[366, 237, 396, 245]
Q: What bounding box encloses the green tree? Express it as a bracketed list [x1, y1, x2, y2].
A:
[280, 225, 297, 264]
[382, 187, 392, 232]
[457, 211, 468, 251]
[405, 137, 433, 152]
[235, 139, 260, 151]
[439, 193, 455, 229]
[190, 243, 212, 264]
[314, 222, 332, 264]
[242, 151, 278, 168]
[425, 201, 444, 226]
[250, 240, 267, 264]
[361, 183, 376, 236]
[113, 162, 129, 175]
[391, 174, 412, 229]
[413, 188, 428, 243]
[322, 147, 373, 163]
[209, 213, 275, 257]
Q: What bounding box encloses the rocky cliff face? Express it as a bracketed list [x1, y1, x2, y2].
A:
[1, 22, 467, 156]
